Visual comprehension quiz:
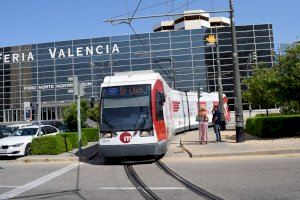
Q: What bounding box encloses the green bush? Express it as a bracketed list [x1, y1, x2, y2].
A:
[82, 128, 99, 142]
[245, 115, 300, 138]
[61, 132, 88, 148]
[255, 113, 281, 117]
[31, 135, 72, 155]
[31, 129, 98, 155]
[280, 101, 300, 115]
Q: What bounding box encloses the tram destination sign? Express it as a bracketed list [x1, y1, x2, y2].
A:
[102, 85, 150, 97]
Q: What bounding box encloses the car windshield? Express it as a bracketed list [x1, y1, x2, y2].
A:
[0, 127, 12, 134]
[11, 128, 38, 136]
[7, 127, 19, 133]
[100, 84, 152, 132]
[32, 121, 65, 129]
[0, 127, 12, 138]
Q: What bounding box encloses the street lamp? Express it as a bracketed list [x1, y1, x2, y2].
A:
[90, 61, 110, 106]
[246, 51, 256, 117]
[206, 27, 226, 130]
[108, 61, 113, 75]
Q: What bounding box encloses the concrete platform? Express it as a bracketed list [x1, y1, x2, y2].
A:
[179, 128, 300, 158]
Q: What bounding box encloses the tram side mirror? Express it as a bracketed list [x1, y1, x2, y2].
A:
[155, 91, 165, 121]
[158, 91, 165, 105]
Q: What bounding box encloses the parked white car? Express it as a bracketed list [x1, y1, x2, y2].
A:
[0, 125, 60, 156]
[6, 123, 32, 133]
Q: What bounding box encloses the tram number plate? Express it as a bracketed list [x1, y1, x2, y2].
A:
[102, 139, 110, 143]
[0, 149, 7, 154]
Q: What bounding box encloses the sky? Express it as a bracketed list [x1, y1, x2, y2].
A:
[0, 0, 299, 49]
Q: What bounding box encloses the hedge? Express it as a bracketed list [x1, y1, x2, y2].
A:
[61, 132, 88, 148]
[31, 135, 72, 155]
[82, 128, 99, 142]
[30, 128, 99, 155]
[245, 115, 300, 138]
[255, 113, 281, 117]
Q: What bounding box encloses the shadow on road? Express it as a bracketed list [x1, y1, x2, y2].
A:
[87, 154, 158, 166]
[73, 143, 158, 166]
[0, 156, 18, 161]
[10, 189, 87, 200]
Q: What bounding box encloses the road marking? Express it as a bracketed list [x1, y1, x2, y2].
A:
[0, 185, 18, 188]
[98, 187, 186, 190]
[0, 162, 81, 200]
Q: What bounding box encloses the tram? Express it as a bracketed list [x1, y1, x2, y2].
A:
[99, 70, 230, 159]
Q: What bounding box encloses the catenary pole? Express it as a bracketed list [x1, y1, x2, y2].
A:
[229, 0, 245, 142]
[77, 86, 82, 157]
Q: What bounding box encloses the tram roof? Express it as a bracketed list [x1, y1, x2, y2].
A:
[102, 70, 163, 87]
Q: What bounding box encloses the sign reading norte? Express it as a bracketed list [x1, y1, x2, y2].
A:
[23, 81, 92, 91]
[0, 44, 120, 63]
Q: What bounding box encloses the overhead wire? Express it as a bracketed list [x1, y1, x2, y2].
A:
[129, 0, 143, 24]
[110, 0, 176, 20]
[166, 0, 199, 14]
[111, 0, 202, 88]
[122, 0, 174, 83]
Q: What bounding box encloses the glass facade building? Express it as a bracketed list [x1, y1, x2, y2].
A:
[0, 24, 274, 122]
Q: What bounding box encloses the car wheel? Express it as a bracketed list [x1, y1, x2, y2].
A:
[24, 144, 31, 156]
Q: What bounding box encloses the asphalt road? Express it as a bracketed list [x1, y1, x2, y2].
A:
[0, 152, 299, 200]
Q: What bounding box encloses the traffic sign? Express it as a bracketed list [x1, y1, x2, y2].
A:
[68, 76, 78, 95]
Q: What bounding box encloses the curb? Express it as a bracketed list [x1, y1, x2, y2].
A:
[16, 150, 99, 163]
[181, 146, 300, 158]
[17, 156, 79, 163]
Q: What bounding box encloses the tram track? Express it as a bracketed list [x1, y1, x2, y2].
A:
[155, 161, 223, 200]
[124, 165, 161, 200]
[124, 161, 223, 200]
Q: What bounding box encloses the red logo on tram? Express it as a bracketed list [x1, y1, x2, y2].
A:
[120, 132, 132, 143]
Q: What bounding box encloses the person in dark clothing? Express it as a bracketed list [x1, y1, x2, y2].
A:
[212, 105, 222, 142]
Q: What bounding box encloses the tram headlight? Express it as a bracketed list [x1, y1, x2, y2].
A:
[139, 130, 153, 137]
[101, 132, 113, 138]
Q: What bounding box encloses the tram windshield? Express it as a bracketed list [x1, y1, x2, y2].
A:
[100, 84, 152, 132]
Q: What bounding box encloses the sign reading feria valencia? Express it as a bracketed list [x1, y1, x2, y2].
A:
[0, 44, 120, 64]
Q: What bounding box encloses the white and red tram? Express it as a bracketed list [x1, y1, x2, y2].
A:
[99, 70, 230, 159]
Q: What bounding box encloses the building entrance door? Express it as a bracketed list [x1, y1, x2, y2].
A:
[41, 107, 63, 120]
[4, 109, 22, 122]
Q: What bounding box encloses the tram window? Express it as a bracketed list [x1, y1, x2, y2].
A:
[155, 91, 165, 121]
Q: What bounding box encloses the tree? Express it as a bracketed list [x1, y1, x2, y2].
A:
[274, 45, 300, 113]
[86, 103, 100, 123]
[63, 99, 89, 131]
[63, 99, 100, 131]
[243, 64, 277, 115]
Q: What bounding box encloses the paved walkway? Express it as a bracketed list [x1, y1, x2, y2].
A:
[180, 128, 300, 158]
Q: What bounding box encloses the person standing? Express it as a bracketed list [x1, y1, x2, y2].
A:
[197, 107, 209, 144]
[212, 105, 222, 142]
